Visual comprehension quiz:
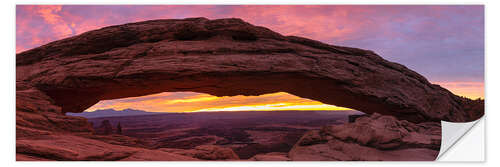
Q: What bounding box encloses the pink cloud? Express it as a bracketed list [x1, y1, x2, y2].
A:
[433, 81, 484, 99]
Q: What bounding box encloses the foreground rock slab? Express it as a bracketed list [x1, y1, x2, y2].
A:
[289, 113, 441, 161]
[249, 152, 291, 161]
[159, 145, 240, 160]
[16, 134, 198, 161]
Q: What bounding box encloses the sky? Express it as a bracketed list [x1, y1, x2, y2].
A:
[16, 5, 484, 112]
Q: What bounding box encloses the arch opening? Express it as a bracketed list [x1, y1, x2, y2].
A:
[45, 71, 414, 121]
[79, 91, 354, 113]
[67, 91, 363, 159]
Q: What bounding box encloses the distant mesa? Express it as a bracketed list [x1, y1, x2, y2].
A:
[67, 108, 159, 118]
[93, 119, 124, 135]
[116, 122, 122, 135]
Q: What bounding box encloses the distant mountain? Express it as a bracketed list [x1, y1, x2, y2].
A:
[66, 108, 159, 118]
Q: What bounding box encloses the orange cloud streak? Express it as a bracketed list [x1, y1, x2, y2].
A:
[35, 5, 62, 24]
[433, 81, 484, 99]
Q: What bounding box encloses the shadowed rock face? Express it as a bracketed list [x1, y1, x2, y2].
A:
[16, 17, 482, 127]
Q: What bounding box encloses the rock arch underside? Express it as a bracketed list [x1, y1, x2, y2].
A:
[16, 18, 484, 161]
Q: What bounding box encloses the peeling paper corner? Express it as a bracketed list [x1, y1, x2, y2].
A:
[437, 117, 484, 161]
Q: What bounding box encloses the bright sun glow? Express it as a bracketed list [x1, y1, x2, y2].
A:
[196, 103, 350, 112]
[86, 92, 352, 113]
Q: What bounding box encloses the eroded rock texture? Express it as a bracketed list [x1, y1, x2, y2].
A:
[17, 17, 483, 124]
[159, 145, 240, 160]
[16, 135, 198, 161]
[15, 17, 483, 161]
[249, 152, 291, 161]
[289, 113, 441, 161]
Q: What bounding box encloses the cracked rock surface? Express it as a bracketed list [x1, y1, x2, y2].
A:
[289, 113, 441, 161]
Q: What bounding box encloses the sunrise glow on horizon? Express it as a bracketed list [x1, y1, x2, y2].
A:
[85, 92, 353, 113]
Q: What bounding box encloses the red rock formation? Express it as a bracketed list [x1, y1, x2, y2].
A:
[16, 17, 482, 125]
[116, 122, 123, 135]
[16, 134, 198, 161]
[15, 17, 483, 161]
[95, 120, 113, 135]
[159, 145, 240, 160]
[249, 152, 290, 161]
[16, 81, 93, 138]
[289, 113, 441, 161]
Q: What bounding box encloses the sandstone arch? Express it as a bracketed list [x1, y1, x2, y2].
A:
[16, 18, 483, 136]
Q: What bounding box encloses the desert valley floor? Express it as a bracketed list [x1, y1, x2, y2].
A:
[76, 110, 362, 159]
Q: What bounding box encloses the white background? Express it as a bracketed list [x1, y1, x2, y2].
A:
[1, 0, 497, 166]
[438, 118, 485, 161]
